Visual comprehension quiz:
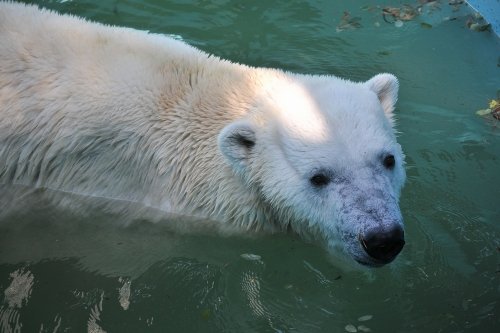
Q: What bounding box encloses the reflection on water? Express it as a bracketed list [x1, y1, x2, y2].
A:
[4, 269, 34, 309]
[0, 269, 34, 332]
[1, 0, 499, 332]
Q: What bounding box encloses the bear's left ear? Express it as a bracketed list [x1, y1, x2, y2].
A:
[218, 120, 256, 172]
[366, 73, 399, 118]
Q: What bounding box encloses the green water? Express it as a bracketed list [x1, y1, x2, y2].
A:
[1, 0, 499, 332]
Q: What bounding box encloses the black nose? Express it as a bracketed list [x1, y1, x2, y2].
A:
[360, 225, 405, 263]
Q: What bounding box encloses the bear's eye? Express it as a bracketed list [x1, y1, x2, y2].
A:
[310, 173, 331, 187]
[383, 154, 395, 169]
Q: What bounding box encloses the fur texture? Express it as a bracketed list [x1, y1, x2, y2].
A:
[0, 2, 406, 266]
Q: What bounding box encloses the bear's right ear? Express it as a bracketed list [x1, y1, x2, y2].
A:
[366, 73, 399, 119]
[218, 121, 256, 171]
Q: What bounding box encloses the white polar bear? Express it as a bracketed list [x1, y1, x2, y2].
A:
[0, 2, 406, 267]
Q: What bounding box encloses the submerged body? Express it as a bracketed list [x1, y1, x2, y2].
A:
[0, 2, 406, 267]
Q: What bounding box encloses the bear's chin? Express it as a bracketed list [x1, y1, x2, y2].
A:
[325, 243, 398, 269]
[354, 258, 392, 268]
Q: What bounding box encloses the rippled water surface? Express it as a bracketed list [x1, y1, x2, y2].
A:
[1, 0, 499, 332]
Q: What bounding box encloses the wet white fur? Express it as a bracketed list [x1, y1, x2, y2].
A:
[0, 2, 405, 262]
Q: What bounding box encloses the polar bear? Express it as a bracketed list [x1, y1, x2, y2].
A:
[0, 2, 406, 267]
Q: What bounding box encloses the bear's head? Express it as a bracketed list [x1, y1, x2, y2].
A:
[218, 73, 405, 267]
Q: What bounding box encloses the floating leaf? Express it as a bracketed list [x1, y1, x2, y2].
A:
[240, 253, 262, 261]
[336, 11, 362, 32]
[382, 5, 418, 23]
[469, 23, 491, 32]
[476, 109, 492, 116]
[358, 315, 373, 322]
[357, 325, 372, 332]
[362, 5, 378, 13]
[345, 324, 357, 332]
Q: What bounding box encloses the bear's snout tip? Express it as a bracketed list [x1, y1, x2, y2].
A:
[359, 225, 405, 265]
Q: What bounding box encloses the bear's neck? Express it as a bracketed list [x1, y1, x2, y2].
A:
[147, 60, 282, 233]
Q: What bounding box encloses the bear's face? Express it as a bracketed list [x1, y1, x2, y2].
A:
[219, 73, 406, 267]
